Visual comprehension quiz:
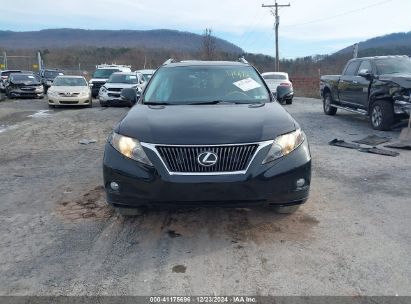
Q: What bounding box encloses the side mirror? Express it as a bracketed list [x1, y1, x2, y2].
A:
[358, 69, 373, 79]
[121, 88, 137, 105]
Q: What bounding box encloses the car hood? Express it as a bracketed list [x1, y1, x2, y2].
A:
[10, 81, 41, 86]
[49, 86, 89, 93]
[379, 73, 411, 88]
[118, 102, 297, 145]
[104, 83, 137, 89]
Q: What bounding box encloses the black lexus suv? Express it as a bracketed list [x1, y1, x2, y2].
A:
[103, 59, 311, 215]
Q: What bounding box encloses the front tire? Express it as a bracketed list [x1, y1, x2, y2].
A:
[323, 92, 337, 115]
[370, 100, 394, 131]
[286, 98, 293, 105]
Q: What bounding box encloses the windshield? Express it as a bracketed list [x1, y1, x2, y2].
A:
[143, 66, 270, 105]
[93, 69, 120, 79]
[375, 57, 411, 75]
[107, 74, 138, 84]
[44, 71, 62, 78]
[53, 77, 87, 86]
[10, 74, 39, 82]
[263, 74, 287, 80]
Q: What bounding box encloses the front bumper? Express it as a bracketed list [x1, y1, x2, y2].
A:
[99, 92, 130, 106]
[8, 89, 44, 98]
[48, 94, 91, 106]
[103, 140, 312, 208]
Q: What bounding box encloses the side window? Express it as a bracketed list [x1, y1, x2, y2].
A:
[343, 61, 360, 76]
[357, 61, 373, 74]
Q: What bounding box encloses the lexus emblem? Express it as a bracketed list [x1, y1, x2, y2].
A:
[197, 152, 218, 167]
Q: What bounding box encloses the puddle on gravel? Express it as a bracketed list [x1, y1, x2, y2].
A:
[27, 110, 52, 118]
[0, 124, 17, 133]
[56, 186, 114, 222]
[225, 207, 319, 244]
[0, 110, 53, 134]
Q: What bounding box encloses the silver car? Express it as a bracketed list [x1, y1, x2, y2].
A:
[98, 72, 144, 107]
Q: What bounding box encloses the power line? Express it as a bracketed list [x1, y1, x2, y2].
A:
[262, 1, 291, 71]
[283, 0, 393, 28]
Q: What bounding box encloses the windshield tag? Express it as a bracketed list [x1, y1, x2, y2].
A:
[233, 78, 261, 92]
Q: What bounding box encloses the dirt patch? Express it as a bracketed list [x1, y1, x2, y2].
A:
[225, 207, 319, 244]
[56, 186, 114, 222]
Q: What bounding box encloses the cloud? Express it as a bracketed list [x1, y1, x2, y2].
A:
[1, 0, 411, 57]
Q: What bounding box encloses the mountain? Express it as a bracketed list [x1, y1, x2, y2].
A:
[0, 28, 243, 53]
[336, 31, 411, 56]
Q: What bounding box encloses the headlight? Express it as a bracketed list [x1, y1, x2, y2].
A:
[100, 86, 107, 93]
[48, 90, 57, 96]
[80, 91, 89, 97]
[109, 132, 153, 166]
[262, 129, 305, 164]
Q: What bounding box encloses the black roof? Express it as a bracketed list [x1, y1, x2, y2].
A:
[349, 55, 409, 61]
[163, 60, 249, 68]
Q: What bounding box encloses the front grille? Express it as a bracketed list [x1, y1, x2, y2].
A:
[59, 93, 79, 97]
[108, 93, 120, 98]
[109, 88, 122, 92]
[60, 100, 79, 104]
[21, 87, 36, 91]
[156, 144, 258, 173]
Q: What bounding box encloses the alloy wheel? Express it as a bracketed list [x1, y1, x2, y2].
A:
[371, 105, 383, 127]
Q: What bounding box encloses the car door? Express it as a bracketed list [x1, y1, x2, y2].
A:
[338, 60, 361, 105]
[352, 60, 373, 108]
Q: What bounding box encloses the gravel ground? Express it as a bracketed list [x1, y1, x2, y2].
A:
[0, 96, 410, 296]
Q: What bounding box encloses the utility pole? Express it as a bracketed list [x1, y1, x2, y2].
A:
[262, 1, 290, 72]
[353, 43, 359, 58]
[3, 52, 7, 69]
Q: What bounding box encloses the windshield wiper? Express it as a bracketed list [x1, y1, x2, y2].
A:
[187, 100, 229, 105]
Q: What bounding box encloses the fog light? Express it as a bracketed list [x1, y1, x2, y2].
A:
[296, 178, 306, 188]
[110, 182, 119, 191]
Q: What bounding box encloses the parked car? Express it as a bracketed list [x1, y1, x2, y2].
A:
[136, 69, 156, 82]
[4, 73, 44, 99]
[40, 69, 64, 93]
[320, 55, 411, 130]
[89, 64, 132, 98]
[47, 76, 92, 108]
[1, 70, 27, 92]
[99, 72, 144, 107]
[262, 72, 294, 104]
[103, 59, 311, 216]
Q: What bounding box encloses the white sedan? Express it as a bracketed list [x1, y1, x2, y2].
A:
[47, 76, 92, 108]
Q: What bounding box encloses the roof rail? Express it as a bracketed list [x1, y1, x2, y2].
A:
[238, 57, 249, 64]
[163, 58, 176, 65]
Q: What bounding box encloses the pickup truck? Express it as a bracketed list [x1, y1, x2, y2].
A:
[320, 55, 411, 130]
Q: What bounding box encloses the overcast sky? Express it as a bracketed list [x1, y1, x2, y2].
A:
[1, 0, 410, 58]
